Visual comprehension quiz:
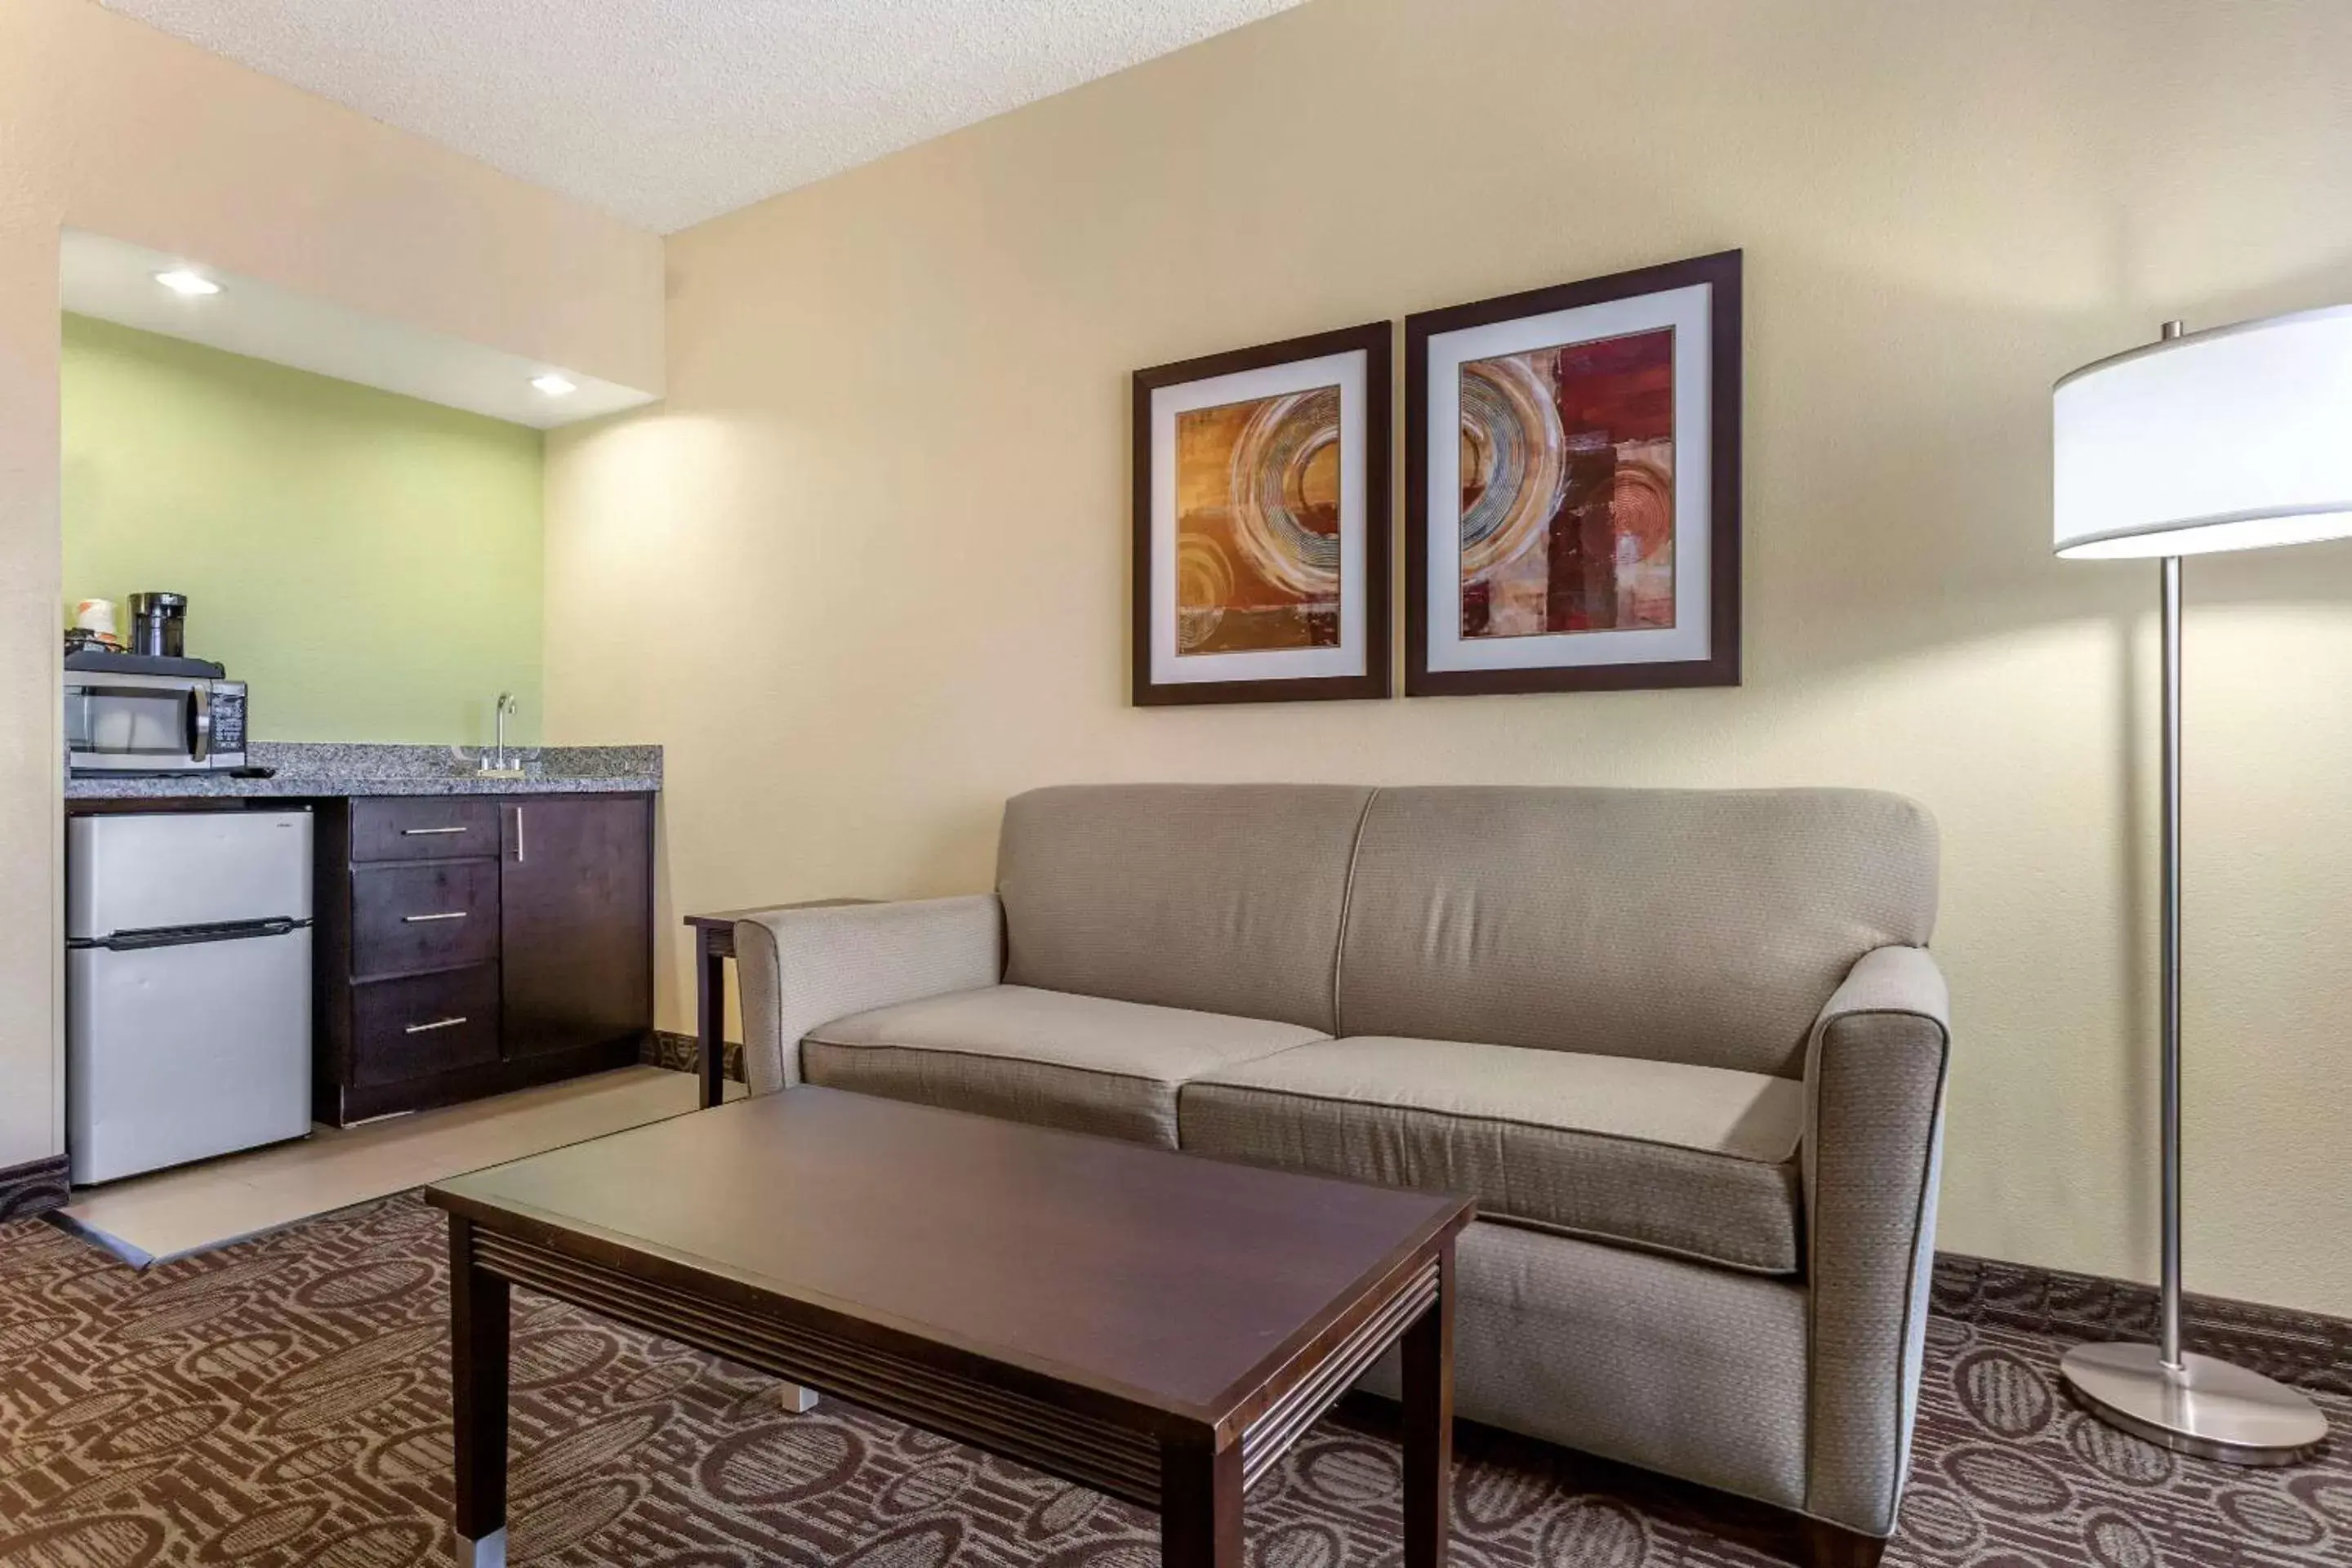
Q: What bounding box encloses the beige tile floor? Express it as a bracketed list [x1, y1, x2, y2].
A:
[55, 1065, 742, 1267]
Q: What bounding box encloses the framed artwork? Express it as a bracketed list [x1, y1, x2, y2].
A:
[1132, 323, 1392, 705]
[1405, 250, 1741, 696]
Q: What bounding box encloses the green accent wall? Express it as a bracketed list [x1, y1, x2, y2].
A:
[61, 313, 542, 745]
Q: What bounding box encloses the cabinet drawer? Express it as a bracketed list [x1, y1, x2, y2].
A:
[351, 966, 500, 1086]
[350, 797, 500, 862]
[352, 861, 498, 978]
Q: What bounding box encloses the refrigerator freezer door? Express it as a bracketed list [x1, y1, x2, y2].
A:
[67, 926, 314, 1184]
[67, 811, 313, 939]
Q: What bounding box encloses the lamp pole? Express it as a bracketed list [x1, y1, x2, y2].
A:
[2156, 318, 2185, 1374]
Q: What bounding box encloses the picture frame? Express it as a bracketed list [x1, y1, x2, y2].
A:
[1131, 323, 1392, 705]
[1404, 250, 1742, 696]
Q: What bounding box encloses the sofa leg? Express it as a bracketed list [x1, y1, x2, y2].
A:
[1801, 1520, 1887, 1568]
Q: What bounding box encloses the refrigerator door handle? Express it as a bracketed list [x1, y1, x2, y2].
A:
[85, 917, 307, 952]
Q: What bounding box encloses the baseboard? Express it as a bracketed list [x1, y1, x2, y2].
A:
[645, 1029, 744, 1084]
[0, 1153, 71, 1222]
[1933, 1252, 2350, 1397]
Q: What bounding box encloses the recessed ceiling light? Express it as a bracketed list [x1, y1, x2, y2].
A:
[531, 373, 577, 397]
[154, 269, 220, 296]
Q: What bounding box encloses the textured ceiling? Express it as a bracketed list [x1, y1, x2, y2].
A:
[97, 0, 1302, 234]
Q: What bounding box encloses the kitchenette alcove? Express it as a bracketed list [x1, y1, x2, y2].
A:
[51, 229, 668, 1203]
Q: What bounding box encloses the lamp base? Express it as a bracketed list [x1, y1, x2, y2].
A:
[2060, 1341, 2328, 1465]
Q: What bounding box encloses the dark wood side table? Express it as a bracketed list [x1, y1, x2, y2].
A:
[430, 1086, 1468, 1568]
[684, 899, 871, 1108]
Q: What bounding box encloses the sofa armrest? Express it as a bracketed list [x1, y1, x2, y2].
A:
[1802, 945, 1952, 1536]
[734, 895, 1004, 1094]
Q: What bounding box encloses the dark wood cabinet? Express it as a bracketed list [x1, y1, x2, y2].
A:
[348, 795, 502, 862]
[350, 860, 501, 978]
[314, 792, 654, 1125]
[350, 965, 501, 1086]
[499, 796, 653, 1060]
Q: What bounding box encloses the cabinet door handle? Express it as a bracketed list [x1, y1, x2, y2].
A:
[514, 806, 526, 864]
[402, 911, 468, 924]
[402, 826, 468, 836]
[404, 1015, 470, 1034]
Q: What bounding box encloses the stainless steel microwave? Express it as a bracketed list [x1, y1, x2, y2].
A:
[65, 670, 247, 774]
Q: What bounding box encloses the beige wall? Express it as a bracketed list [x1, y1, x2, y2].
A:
[547, 0, 2352, 1312]
[2, 0, 663, 1172]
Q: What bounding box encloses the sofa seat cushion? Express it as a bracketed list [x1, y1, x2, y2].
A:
[1180, 1036, 1805, 1274]
[802, 984, 1325, 1148]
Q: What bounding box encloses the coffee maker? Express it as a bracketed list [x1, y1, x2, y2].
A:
[125, 591, 189, 658]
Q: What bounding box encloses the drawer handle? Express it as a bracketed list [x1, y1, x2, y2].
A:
[401, 826, 469, 836]
[402, 911, 469, 924]
[404, 1015, 470, 1034]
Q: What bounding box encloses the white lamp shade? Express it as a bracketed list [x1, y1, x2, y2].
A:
[2053, 305, 2352, 559]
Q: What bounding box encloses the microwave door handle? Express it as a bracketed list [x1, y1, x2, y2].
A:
[188, 684, 212, 763]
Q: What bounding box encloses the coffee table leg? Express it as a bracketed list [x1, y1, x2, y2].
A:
[1401, 1244, 1455, 1568]
[450, 1216, 511, 1567]
[1160, 1435, 1243, 1568]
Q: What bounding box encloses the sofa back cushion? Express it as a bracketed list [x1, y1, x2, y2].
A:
[1336, 786, 1937, 1078]
[997, 784, 1370, 1032]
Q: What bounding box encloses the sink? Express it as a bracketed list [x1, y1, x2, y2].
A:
[446, 745, 537, 780]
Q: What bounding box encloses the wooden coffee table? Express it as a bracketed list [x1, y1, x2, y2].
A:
[426, 1085, 1469, 1567]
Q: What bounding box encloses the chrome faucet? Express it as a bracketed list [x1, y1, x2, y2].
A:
[490, 692, 517, 772]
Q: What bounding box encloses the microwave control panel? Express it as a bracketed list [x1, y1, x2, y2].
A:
[209, 687, 247, 753]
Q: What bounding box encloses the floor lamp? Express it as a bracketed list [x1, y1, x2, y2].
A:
[2051, 305, 2352, 1464]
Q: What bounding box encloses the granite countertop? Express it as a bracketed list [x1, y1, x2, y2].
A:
[65, 742, 662, 800]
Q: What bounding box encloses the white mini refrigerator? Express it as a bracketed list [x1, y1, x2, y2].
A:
[67, 810, 314, 1184]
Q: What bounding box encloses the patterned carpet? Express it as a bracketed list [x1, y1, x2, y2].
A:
[2, 1195, 2348, 1567]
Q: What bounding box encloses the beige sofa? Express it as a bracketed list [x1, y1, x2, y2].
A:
[736, 784, 1949, 1557]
